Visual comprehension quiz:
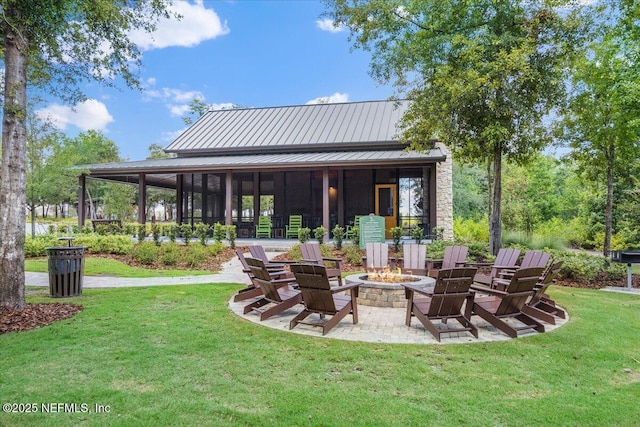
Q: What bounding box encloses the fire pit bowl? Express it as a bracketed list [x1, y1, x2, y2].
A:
[345, 273, 435, 308]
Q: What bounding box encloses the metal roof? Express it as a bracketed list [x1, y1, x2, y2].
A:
[87, 147, 445, 176]
[164, 100, 410, 155]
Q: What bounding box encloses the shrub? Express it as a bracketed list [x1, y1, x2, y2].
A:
[390, 226, 402, 252]
[185, 245, 208, 268]
[314, 226, 326, 244]
[208, 241, 226, 257]
[180, 223, 193, 245]
[195, 223, 210, 246]
[332, 225, 344, 250]
[454, 217, 489, 243]
[213, 222, 226, 243]
[130, 242, 159, 265]
[549, 250, 626, 284]
[137, 224, 148, 243]
[411, 226, 424, 244]
[160, 242, 181, 266]
[72, 235, 134, 255]
[341, 243, 363, 266]
[298, 227, 311, 243]
[25, 235, 58, 257]
[152, 224, 161, 246]
[168, 224, 177, 243]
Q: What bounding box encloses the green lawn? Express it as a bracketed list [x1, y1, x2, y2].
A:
[24, 257, 213, 278]
[1, 284, 639, 426]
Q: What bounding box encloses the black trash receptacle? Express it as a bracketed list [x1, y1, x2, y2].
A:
[46, 245, 87, 297]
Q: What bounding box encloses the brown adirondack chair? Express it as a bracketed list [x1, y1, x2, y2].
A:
[248, 245, 288, 269]
[404, 267, 479, 342]
[298, 242, 343, 285]
[470, 267, 546, 338]
[363, 242, 389, 270]
[472, 248, 521, 286]
[427, 245, 469, 278]
[522, 260, 566, 324]
[234, 249, 293, 302]
[494, 250, 551, 289]
[289, 263, 361, 335]
[396, 243, 427, 275]
[242, 258, 302, 321]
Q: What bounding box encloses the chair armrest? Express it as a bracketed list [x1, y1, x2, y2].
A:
[402, 283, 434, 298]
[466, 261, 493, 267]
[301, 258, 321, 264]
[331, 282, 360, 298]
[470, 284, 507, 296]
[322, 257, 343, 268]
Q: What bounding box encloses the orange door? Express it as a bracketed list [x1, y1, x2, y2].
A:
[375, 184, 397, 238]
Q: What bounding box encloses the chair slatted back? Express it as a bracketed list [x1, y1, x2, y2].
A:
[236, 248, 251, 271]
[442, 245, 469, 269]
[245, 257, 282, 302]
[248, 246, 270, 263]
[290, 264, 337, 314]
[402, 244, 426, 270]
[495, 248, 521, 269]
[520, 251, 551, 269]
[288, 215, 302, 229]
[530, 260, 563, 303]
[429, 268, 477, 317]
[495, 267, 545, 316]
[299, 243, 324, 266]
[366, 242, 389, 269]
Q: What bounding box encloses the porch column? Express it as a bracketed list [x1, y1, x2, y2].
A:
[138, 173, 146, 224]
[78, 174, 86, 227]
[253, 172, 260, 226]
[322, 168, 329, 243]
[337, 170, 344, 227]
[225, 171, 233, 226]
[176, 174, 183, 224]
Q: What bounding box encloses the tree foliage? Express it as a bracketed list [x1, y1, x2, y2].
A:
[555, 1, 640, 255]
[0, 0, 174, 310]
[324, 0, 587, 254]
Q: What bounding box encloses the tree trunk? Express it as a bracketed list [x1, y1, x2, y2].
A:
[30, 204, 36, 238]
[489, 142, 503, 256]
[603, 142, 615, 257]
[0, 18, 29, 310]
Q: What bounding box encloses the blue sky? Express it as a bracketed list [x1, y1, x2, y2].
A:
[35, 0, 393, 161]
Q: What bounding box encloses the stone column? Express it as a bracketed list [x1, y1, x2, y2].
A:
[435, 142, 454, 240]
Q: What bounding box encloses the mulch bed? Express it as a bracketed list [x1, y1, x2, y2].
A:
[0, 303, 83, 335]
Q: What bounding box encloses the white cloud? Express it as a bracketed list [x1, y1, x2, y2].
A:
[209, 103, 239, 111]
[130, 0, 230, 51]
[316, 18, 345, 33]
[306, 92, 349, 105]
[36, 99, 114, 131]
[144, 85, 205, 117]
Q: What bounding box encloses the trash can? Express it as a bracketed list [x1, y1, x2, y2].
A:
[46, 239, 87, 298]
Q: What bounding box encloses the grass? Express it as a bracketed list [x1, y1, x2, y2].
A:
[1, 284, 639, 426]
[24, 257, 213, 278]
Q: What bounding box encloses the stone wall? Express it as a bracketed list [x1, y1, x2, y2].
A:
[435, 142, 454, 240]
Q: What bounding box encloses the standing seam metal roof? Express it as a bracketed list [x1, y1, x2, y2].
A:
[165, 100, 410, 154]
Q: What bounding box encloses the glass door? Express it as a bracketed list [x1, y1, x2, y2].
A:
[375, 184, 397, 238]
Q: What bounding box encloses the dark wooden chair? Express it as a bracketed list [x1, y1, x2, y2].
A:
[470, 267, 546, 338]
[298, 242, 343, 285]
[242, 258, 302, 321]
[404, 267, 479, 342]
[248, 245, 288, 269]
[472, 248, 521, 286]
[234, 249, 292, 302]
[396, 243, 427, 275]
[427, 245, 469, 278]
[363, 242, 389, 270]
[522, 260, 566, 324]
[495, 250, 551, 287]
[289, 263, 360, 335]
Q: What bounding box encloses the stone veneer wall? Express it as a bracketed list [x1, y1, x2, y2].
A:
[435, 142, 454, 240]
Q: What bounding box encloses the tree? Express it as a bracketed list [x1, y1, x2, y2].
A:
[145, 144, 176, 221]
[1, 1, 174, 310]
[556, 2, 640, 256]
[324, 0, 585, 254]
